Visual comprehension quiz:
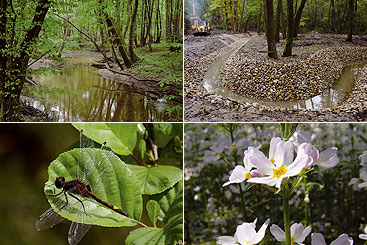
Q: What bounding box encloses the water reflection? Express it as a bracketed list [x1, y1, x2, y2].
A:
[203, 47, 365, 109]
[29, 57, 170, 121]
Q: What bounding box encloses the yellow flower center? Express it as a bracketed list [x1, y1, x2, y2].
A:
[270, 158, 275, 163]
[232, 144, 237, 148]
[291, 236, 296, 244]
[245, 172, 252, 179]
[214, 152, 219, 157]
[272, 165, 288, 178]
[243, 240, 250, 245]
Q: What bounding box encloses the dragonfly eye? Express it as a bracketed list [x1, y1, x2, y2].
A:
[55, 177, 65, 188]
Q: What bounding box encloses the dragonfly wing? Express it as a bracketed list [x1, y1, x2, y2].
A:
[36, 207, 65, 231]
[68, 222, 91, 245]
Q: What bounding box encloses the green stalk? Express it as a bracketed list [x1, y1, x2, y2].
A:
[238, 183, 248, 221]
[304, 178, 309, 226]
[282, 184, 291, 245]
[228, 124, 248, 220]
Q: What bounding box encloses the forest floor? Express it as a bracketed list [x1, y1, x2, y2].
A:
[184, 31, 367, 122]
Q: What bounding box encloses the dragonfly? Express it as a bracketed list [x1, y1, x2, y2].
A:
[36, 130, 129, 245]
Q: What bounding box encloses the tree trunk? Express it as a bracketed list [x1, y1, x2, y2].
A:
[330, 0, 335, 32]
[0, 0, 50, 121]
[123, 0, 132, 38]
[283, 0, 293, 57]
[275, 0, 282, 42]
[165, 0, 172, 42]
[346, 0, 354, 42]
[257, 1, 263, 33]
[264, 0, 278, 59]
[129, 0, 139, 62]
[293, 0, 307, 38]
[239, 0, 246, 32]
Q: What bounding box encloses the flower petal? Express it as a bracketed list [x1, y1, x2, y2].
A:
[330, 234, 353, 245]
[223, 165, 248, 187]
[247, 176, 279, 187]
[250, 218, 270, 244]
[291, 223, 304, 241]
[269, 137, 282, 161]
[274, 140, 294, 167]
[311, 233, 326, 245]
[249, 154, 274, 176]
[244, 147, 265, 170]
[217, 236, 237, 245]
[236, 223, 256, 244]
[317, 147, 339, 168]
[297, 130, 312, 145]
[284, 154, 309, 177]
[270, 224, 286, 242]
[359, 234, 367, 240]
[299, 226, 311, 242]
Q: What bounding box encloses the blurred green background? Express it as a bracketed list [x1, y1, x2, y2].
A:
[0, 123, 146, 245]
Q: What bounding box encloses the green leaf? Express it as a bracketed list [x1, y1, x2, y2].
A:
[127, 165, 183, 195]
[159, 136, 183, 163]
[152, 180, 183, 222]
[72, 123, 138, 155]
[146, 200, 160, 227]
[45, 148, 142, 227]
[279, 123, 298, 141]
[125, 214, 183, 245]
[153, 123, 183, 148]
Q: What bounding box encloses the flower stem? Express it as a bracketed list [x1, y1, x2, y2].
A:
[238, 183, 248, 221]
[282, 184, 291, 245]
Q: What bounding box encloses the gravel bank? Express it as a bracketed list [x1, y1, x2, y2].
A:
[184, 33, 367, 122]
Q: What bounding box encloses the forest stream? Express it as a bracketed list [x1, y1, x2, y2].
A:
[203, 44, 365, 110]
[27, 55, 170, 122]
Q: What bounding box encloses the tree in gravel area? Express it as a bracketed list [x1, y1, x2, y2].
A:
[292, 0, 307, 38]
[264, 0, 277, 58]
[283, 0, 293, 57]
[0, 0, 51, 121]
[346, 0, 354, 42]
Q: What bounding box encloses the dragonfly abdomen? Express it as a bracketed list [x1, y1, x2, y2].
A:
[87, 192, 129, 217]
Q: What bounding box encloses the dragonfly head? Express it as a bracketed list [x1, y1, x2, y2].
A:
[55, 177, 65, 189]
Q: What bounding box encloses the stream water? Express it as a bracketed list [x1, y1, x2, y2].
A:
[28, 56, 170, 121]
[203, 45, 365, 110]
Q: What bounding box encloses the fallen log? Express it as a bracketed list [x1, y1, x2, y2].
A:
[25, 77, 38, 86]
[105, 66, 160, 83]
[91, 61, 107, 69]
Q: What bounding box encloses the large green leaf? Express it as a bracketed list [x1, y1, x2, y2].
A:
[146, 200, 160, 227]
[152, 180, 183, 222]
[72, 123, 138, 155]
[125, 214, 183, 245]
[127, 165, 183, 195]
[153, 123, 183, 148]
[45, 148, 142, 227]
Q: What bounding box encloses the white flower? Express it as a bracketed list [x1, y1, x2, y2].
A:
[215, 216, 227, 226]
[247, 137, 313, 188]
[222, 147, 258, 187]
[359, 226, 367, 240]
[295, 131, 339, 168]
[223, 165, 252, 187]
[270, 223, 311, 244]
[311, 233, 353, 245]
[348, 178, 361, 191]
[204, 144, 225, 163]
[360, 151, 367, 168]
[217, 219, 270, 245]
[359, 169, 367, 189]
